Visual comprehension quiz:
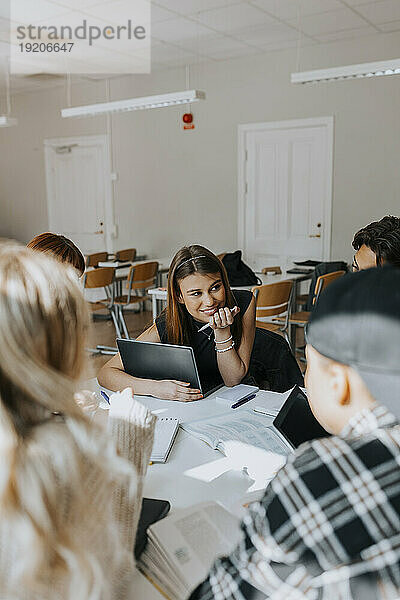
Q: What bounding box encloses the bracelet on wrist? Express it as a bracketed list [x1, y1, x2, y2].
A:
[215, 334, 233, 345]
[216, 341, 235, 353]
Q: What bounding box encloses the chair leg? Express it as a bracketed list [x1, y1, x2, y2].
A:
[110, 307, 122, 339]
[118, 306, 130, 339]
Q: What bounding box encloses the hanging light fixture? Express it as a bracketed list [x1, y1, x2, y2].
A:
[61, 89, 206, 119]
[291, 58, 400, 84]
[0, 57, 17, 127]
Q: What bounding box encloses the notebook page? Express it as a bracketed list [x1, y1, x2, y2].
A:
[151, 417, 179, 463]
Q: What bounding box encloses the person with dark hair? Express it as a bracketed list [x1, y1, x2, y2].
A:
[190, 266, 400, 600]
[352, 215, 400, 271]
[98, 245, 256, 401]
[27, 232, 86, 277]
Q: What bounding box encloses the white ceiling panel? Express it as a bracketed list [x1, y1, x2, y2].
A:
[260, 38, 312, 51]
[1, 0, 399, 90]
[233, 21, 299, 45]
[152, 16, 214, 41]
[314, 24, 377, 41]
[178, 32, 248, 53]
[207, 45, 261, 59]
[151, 5, 177, 23]
[286, 7, 370, 35]
[50, 0, 121, 9]
[378, 19, 400, 31]
[153, 0, 241, 16]
[340, 0, 386, 5]
[151, 41, 199, 63]
[0, 4, 10, 19]
[194, 3, 275, 32]
[352, 0, 400, 24]
[82, 0, 148, 23]
[250, 0, 345, 21]
[11, 0, 72, 25]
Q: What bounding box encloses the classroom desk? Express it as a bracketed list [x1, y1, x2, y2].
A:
[94, 384, 291, 599]
[148, 270, 313, 350]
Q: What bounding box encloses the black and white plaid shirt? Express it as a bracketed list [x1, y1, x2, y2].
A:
[189, 405, 400, 600]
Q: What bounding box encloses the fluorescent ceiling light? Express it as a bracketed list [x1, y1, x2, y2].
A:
[0, 116, 18, 127]
[61, 89, 206, 118]
[291, 58, 400, 84]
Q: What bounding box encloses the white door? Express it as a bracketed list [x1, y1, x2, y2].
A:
[238, 117, 333, 271]
[44, 135, 114, 254]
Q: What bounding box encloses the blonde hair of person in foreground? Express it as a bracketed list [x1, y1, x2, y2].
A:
[0, 241, 155, 600]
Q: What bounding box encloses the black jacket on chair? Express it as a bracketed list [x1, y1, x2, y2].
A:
[245, 328, 304, 392]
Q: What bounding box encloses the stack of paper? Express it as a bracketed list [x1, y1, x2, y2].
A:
[151, 417, 180, 463]
[138, 502, 242, 600]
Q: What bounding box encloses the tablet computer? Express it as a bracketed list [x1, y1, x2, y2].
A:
[273, 385, 331, 449]
[117, 339, 222, 398]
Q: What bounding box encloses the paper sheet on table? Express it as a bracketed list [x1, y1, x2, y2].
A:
[251, 387, 296, 416]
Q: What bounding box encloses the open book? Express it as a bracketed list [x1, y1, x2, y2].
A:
[181, 407, 287, 456]
[138, 502, 242, 600]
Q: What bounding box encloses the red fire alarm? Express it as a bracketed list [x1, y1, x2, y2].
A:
[182, 112, 195, 130]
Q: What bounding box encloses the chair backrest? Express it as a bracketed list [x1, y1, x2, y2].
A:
[115, 248, 136, 262]
[251, 280, 293, 318]
[313, 270, 346, 305]
[127, 261, 159, 291]
[305, 261, 348, 310]
[83, 267, 115, 289]
[85, 252, 108, 267]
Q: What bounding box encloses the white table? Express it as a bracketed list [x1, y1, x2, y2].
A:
[94, 384, 291, 599]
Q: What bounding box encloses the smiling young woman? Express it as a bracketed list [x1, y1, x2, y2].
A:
[98, 245, 256, 402]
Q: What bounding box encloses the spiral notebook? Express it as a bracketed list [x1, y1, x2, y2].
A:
[151, 417, 180, 463]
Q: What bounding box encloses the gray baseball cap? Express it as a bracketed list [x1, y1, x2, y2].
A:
[306, 266, 400, 416]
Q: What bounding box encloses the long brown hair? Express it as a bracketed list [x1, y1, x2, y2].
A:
[27, 232, 85, 276]
[166, 245, 243, 347]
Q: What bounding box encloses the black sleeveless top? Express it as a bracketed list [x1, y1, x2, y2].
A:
[155, 289, 253, 393]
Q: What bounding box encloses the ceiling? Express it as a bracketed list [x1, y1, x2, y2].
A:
[1, 0, 400, 93]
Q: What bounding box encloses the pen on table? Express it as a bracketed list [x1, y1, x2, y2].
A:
[231, 393, 257, 409]
[100, 390, 110, 404]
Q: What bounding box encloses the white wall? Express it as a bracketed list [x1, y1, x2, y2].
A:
[0, 31, 399, 263]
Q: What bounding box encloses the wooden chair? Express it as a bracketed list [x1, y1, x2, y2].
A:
[85, 251, 108, 268]
[114, 261, 159, 338]
[83, 267, 121, 352]
[289, 270, 346, 325]
[277, 270, 346, 358]
[251, 280, 293, 346]
[115, 248, 136, 262]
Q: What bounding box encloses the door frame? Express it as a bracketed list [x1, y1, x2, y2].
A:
[44, 134, 114, 254]
[238, 116, 334, 263]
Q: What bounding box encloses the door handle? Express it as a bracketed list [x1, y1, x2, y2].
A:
[309, 234, 321, 238]
[94, 230, 104, 234]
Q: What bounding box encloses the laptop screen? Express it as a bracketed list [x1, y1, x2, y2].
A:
[273, 386, 331, 449]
